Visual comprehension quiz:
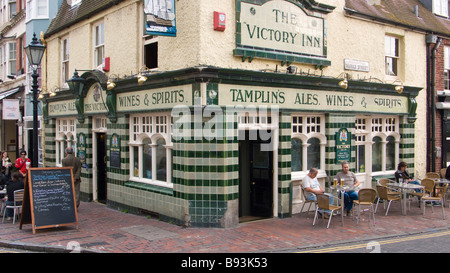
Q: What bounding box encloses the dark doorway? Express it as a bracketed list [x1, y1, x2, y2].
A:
[239, 130, 274, 221]
[97, 133, 107, 204]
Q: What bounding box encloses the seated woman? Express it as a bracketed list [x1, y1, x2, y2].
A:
[395, 161, 421, 199]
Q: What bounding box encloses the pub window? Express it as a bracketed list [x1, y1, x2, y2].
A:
[129, 112, 172, 188]
[291, 114, 326, 173]
[445, 46, 450, 90]
[307, 138, 320, 170]
[291, 138, 303, 172]
[372, 136, 382, 172]
[386, 136, 396, 171]
[355, 118, 368, 173]
[55, 118, 77, 166]
[369, 116, 399, 174]
[385, 35, 399, 76]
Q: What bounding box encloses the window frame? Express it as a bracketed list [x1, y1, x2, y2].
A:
[291, 114, 326, 179]
[433, 0, 449, 17]
[61, 36, 70, 84]
[445, 46, 450, 91]
[8, 41, 16, 76]
[93, 20, 105, 69]
[355, 115, 400, 176]
[55, 118, 77, 166]
[129, 112, 173, 188]
[385, 35, 400, 77]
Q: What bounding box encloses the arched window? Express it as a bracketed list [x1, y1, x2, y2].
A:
[129, 112, 173, 188]
[386, 136, 396, 171]
[372, 136, 382, 172]
[156, 138, 167, 181]
[143, 138, 152, 179]
[307, 137, 320, 170]
[291, 138, 302, 172]
[55, 118, 77, 166]
[291, 114, 326, 175]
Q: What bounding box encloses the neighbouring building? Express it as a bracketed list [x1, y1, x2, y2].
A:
[0, 0, 27, 162]
[41, 0, 435, 227]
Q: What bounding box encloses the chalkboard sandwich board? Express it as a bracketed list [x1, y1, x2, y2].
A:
[20, 167, 79, 234]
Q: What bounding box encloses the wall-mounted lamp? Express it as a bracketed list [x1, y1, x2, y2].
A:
[107, 74, 119, 90]
[38, 92, 44, 100]
[137, 66, 150, 85]
[392, 79, 404, 94]
[137, 74, 147, 85]
[338, 73, 348, 89]
[67, 70, 86, 97]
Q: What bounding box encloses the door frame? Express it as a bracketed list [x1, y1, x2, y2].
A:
[92, 129, 107, 202]
[238, 125, 279, 218]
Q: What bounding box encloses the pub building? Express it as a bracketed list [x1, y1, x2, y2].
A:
[40, 0, 429, 227]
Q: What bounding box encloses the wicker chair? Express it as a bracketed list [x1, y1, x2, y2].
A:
[313, 194, 342, 228]
[353, 188, 377, 225]
[376, 185, 402, 216]
[378, 178, 401, 197]
[440, 168, 447, 179]
[421, 179, 446, 219]
[425, 172, 440, 179]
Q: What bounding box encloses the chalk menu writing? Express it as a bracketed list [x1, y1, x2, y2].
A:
[29, 168, 77, 228]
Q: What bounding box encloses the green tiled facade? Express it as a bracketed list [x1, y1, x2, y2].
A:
[42, 67, 421, 228]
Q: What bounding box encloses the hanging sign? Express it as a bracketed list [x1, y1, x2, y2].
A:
[110, 133, 121, 169]
[335, 128, 351, 163]
[2, 99, 20, 120]
[144, 0, 177, 36]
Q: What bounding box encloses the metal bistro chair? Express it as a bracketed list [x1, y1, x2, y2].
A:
[2, 189, 24, 224]
[421, 179, 446, 219]
[353, 188, 377, 225]
[300, 186, 316, 214]
[313, 194, 342, 229]
[376, 185, 402, 216]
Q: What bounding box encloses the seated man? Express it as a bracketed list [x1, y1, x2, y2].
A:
[302, 168, 334, 215]
[335, 162, 360, 216]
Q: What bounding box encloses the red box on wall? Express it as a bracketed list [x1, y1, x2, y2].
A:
[103, 57, 110, 72]
[214, 11, 226, 31]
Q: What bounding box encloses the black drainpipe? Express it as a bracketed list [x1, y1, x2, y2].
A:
[427, 35, 442, 172]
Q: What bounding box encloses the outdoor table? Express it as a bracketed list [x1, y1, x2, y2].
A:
[329, 185, 359, 220]
[433, 178, 450, 184]
[387, 182, 424, 216]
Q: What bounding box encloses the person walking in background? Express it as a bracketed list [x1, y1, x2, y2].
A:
[15, 151, 31, 178]
[62, 147, 82, 209]
[1, 151, 12, 179]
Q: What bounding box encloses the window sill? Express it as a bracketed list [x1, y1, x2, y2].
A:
[125, 181, 174, 196]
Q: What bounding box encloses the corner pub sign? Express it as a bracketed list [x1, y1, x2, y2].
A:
[42, 0, 420, 228]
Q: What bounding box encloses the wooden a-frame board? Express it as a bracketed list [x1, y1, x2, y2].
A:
[20, 167, 78, 234]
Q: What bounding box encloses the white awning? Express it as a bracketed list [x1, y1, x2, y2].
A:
[0, 87, 21, 101]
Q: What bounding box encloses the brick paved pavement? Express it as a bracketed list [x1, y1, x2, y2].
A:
[0, 200, 449, 253]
